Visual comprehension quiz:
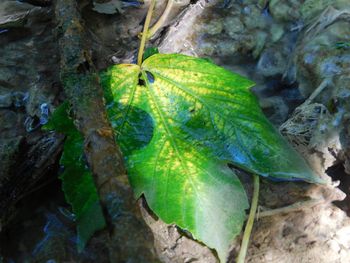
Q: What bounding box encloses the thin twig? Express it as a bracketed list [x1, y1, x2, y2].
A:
[256, 198, 323, 219]
[137, 0, 157, 66]
[302, 78, 331, 106]
[237, 174, 260, 263]
[148, 0, 174, 38]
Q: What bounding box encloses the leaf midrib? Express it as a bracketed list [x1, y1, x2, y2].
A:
[142, 70, 206, 229]
[142, 70, 238, 245]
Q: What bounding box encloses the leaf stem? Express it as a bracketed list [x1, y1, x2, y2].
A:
[147, 0, 173, 38]
[237, 174, 260, 263]
[137, 0, 157, 66]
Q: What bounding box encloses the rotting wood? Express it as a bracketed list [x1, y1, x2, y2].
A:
[54, 0, 159, 261]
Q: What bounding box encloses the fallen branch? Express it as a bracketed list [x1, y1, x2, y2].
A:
[54, 0, 158, 261]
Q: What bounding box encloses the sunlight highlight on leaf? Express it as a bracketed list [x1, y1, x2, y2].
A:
[101, 53, 324, 262]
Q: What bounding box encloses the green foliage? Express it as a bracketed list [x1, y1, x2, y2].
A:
[100, 53, 324, 262]
[143, 47, 159, 60]
[335, 41, 350, 50]
[43, 102, 106, 252]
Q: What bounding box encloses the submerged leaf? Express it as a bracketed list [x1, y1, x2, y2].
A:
[101, 53, 323, 262]
[44, 103, 106, 251]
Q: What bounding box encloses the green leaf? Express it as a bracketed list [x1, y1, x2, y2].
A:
[42, 101, 75, 133]
[44, 103, 106, 251]
[143, 47, 159, 60]
[101, 60, 249, 262]
[143, 54, 324, 183]
[101, 53, 324, 262]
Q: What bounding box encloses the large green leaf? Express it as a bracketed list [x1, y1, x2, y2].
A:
[44, 103, 106, 251]
[141, 54, 324, 183]
[101, 60, 249, 262]
[101, 53, 323, 262]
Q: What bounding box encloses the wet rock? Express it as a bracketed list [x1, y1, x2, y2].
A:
[252, 30, 267, 58]
[0, 11, 29, 28]
[197, 38, 216, 56]
[92, 0, 124, 14]
[0, 94, 12, 108]
[0, 0, 61, 232]
[159, 0, 301, 65]
[216, 38, 239, 56]
[294, 8, 350, 97]
[0, 188, 111, 262]
[259, 96, 289, 125]
[0, 110, 26, 138]
[202, 18, 223, 35]
[30, 212, 105, 263]
[0, 137, 23, 180]
[257, 48, 286, 77]
[270, 23, 284, 42]
[241, 4, 267, 30]
[300, 0, 350, 22]
[269, 0, 302, 22]
[0, 1, 38, 28]
[0, 92, 26, 108]
[223, 16, 244, 37]
[0, 4, 58, 96]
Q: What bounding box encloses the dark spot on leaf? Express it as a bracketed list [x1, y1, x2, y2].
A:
[138, 73, 145, 86]
[107, 103, 154, 155]
[138, 78, 146, 86]
[146, 71, 155, 83]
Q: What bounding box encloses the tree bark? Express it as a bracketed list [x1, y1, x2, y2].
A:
[54, 0, 158, 261]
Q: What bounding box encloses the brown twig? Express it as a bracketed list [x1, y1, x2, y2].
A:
[54, 0, 158, 261]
